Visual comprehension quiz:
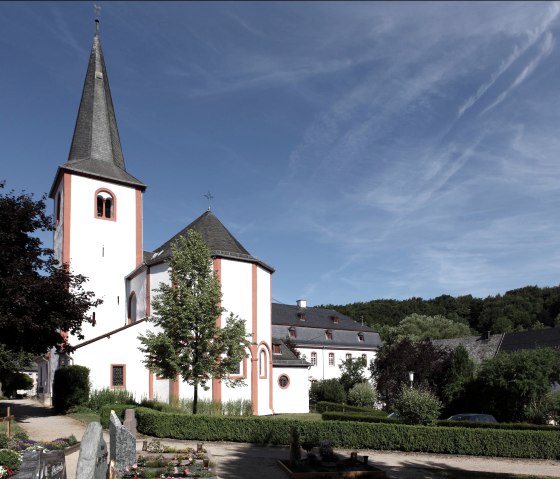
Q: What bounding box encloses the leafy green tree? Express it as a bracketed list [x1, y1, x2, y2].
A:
[394, 385, 442, 425]
[339, 357, 367, 393]
[0, 183, 99, 383]
[0, 371, 33, 397]
[441, 345, 476, 415]
[138, 231, 251, 414]
[370, 339, 452, 410]
[384, 314, 472, 345]
[474, 348, 560, 422]
[347, 382, 377, 408]
[309, 379, 346, 404]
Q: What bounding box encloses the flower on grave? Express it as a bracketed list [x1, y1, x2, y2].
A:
[0, 466, 15, 479]
[183, 467, 190, 475]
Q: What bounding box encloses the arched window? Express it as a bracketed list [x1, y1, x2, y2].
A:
[259, 350, 267, 378]
[95, 189, 116, 220]
[328, 352, 335, 366]
[128, 293, 137, 324]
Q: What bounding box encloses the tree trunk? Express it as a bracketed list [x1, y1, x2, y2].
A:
[193, 381, 198, 415]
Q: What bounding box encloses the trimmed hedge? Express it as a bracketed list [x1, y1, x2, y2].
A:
[316, 401, 387, 416]
[100, 404, 137, 428]
[103, 406, 560, 459]
[322, 411, 559, 431]
[52, 365, 90, 413]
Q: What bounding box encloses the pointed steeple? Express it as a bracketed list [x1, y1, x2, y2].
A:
[53, 19, 145, 193]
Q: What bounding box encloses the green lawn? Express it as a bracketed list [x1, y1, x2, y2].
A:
[68, 410, 101, 424]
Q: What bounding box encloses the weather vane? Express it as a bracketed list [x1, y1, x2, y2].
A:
[94, 4, 102, 22]
[203, 191, 214, 211]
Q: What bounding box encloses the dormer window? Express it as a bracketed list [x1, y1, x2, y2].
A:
[330, 315, 339, 324]
[325, 330, 333, 340]
[95, 189, 116, 220]
[273, 344, 281, 354]
[358, 332, 364, 342]
[297, 312, 306, 321]
[289, 327, 296, 338]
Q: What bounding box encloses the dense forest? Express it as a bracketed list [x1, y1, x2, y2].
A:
[325, 285, 560, 335]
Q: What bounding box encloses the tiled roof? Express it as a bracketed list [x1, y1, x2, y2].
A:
[432, 334, 502, 363]
[146, 210, 274, 272]
[500, 327, 560, 352]
[272, 303, 383, 350]
[50, 20, 145, 196]
[271, 339, 310, 367]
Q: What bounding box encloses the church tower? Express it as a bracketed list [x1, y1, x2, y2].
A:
[48, 19, 146, 388]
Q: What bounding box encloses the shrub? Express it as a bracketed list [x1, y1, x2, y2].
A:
[310, 379, 346, 404]
[88, 388, 136, 412]
[347, 383, 377, 408]
[315, 401, 386, 415]
[52, 365, 90, 413]
[394, 386, 442, 425]
[0, 449, 21, 470]
[1, 372, 34, 397]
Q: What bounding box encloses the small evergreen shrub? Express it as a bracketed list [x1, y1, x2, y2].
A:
[347, 383, 377, 408]
[394, 386, 442, 425]
[52, 365, 90, 413]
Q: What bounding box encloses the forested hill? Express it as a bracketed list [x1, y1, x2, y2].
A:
[324, 285, 560, 335]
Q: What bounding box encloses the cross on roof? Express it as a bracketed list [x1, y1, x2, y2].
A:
[204, 191, 214, 211]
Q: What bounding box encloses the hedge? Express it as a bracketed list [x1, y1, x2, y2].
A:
[322, 411, 559, 431]
[100, 406, 560, 459]
[316, 401, 387, 416]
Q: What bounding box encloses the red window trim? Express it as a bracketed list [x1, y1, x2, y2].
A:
[94, 187, 117, 221]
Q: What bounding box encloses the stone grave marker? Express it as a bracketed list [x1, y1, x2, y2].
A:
[123, 409, 137, 438]
[75, 422, 107, 479]
[15, 449, 66, 479]
[109, 410, 136, 472]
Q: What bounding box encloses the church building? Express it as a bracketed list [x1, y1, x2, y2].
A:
[38, 20, 381, 414]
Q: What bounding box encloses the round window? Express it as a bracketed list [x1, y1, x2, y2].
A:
[278, 374, 290, 389]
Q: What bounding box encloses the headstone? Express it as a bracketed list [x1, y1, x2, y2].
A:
[109, 410, 136, 472]
[76, 422, 108, 479]
[16, 449, 66, 479]
[123, 409, 137, 438]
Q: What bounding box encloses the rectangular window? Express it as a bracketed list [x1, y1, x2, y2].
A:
[289, 328, 296, 338]
[273, 344, 281, 354]
[346, 353, 352, 361]
[311, 352, 317, 366]
[111, 364, 125, 388]
[328, 353, 335, 366]
[361, 354, 367, 365]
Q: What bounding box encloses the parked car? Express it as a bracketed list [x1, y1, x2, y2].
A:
[447, 413, 497, 422]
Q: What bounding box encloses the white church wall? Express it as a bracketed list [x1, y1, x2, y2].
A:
[273, 367, 310, 414]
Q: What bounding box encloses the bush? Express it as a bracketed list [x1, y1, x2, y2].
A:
[88, 388, 136, 412]
[394, 386, 442, 425]
[1, 372, 34, 397]
[347, 383, 377, 408]
[315, 401, 386, 415]
[123, 407, 560, 459]
[52, 365, 90, 413]
[0, 449, 22, 470]
[310, 379, 346, 404]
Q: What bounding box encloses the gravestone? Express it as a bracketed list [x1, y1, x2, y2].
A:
[123, 409, 137, 438]
[75, 422, 107, 479]
[16, 449, 66, 479]
[109, 410, 136, 472]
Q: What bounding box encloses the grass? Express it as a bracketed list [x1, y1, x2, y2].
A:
[264, 413, 322, 421]
[68, 410, 101, 425]
[0, 420, 26, 438]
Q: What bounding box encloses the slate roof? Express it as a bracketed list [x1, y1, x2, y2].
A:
[146, 210, 274, 272]
[50, 20, 145, 197]
[432, 334, 503, 363]
[500, 327, 560, 352]
[271, 339, 310, 368]
[272, 303, 383, 350]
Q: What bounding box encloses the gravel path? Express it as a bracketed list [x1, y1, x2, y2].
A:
[3, 398, 560, 478]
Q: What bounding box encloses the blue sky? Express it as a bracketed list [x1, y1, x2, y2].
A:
[2, 2, 560, 307]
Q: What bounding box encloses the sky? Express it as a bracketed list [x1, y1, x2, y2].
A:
[2, 1, 560, 307]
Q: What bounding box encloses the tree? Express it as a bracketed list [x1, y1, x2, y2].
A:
[473, 348, 560, 422]
[384, 314, 472, 345]
[347, 382, 377, 408]
[309, 378, 346, 404]
[0, 183, 99, 380]
[138, 231, 251, 414]
[339, 357, 367, 393]
[441, 345, 476, 415]
[370, 339, 452, 410]
[0, 371, 33, 398]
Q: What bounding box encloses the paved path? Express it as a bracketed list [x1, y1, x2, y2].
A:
[3, 398, 560, 478]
